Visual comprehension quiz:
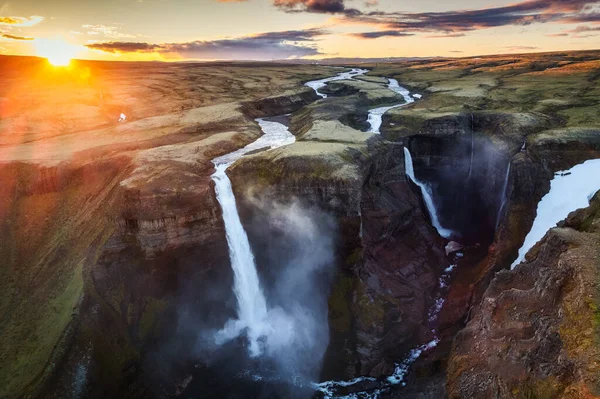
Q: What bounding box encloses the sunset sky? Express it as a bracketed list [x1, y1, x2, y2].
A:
[0, 0, 599, 61]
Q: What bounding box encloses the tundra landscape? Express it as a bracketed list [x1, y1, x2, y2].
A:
[1, 48, 600, 398]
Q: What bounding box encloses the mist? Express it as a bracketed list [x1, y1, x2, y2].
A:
[254, 200, 336, 381]
[188, 195, 337, 395]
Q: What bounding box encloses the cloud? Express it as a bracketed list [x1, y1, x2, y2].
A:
[86, 28, 326, 59]
[86, 41, 161, 53]
[426, 33, 466, 38]
[82, 24, 136, 39]
[364, 0, 378, 7]
[324, 0, 600, 36]
[545, 24, 600, 37]
[505, 45, 539, 51]
[347, 30, 414, 39]
[568, 24, 600, 32]
[274, 0, 348, 13]
[0, 15, 44, 27]
[1, 33, 34, 40]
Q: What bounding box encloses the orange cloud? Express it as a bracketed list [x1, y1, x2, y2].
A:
[1, 33, 34, 40]
[0, 16, 44, 27]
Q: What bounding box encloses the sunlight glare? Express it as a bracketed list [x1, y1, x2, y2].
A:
[34, 38, 80, 67]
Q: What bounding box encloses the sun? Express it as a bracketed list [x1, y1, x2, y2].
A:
[34, 38, 80, 67]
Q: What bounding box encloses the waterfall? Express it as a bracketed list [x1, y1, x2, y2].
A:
[403, 147, 454, 239]
[211, 118, 295, 356]
[467, 115, 474, 180]
[495, 162, 511, 231]
[511, 158, 600, 269]
[367, 78, 415, 134]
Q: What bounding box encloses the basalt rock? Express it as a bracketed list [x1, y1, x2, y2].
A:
[447, 191, 600, 398]
[352, 141, 449, 377]
[240, 88, 319, 119]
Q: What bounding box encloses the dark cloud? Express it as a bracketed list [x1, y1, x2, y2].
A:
[86, 42, 161, 53]
[1, 33, 34, 40]
[343, 0, 599, 32]
[278, 0, 599, 37]
[85, 29, 325, 59]
[348, 30, 414, 39]
[273, 0, 348, 13]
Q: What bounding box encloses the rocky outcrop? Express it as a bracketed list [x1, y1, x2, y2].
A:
[447, 191, 600, 398]
[529, 127, 600, 171]
[241, 88, 319, 119]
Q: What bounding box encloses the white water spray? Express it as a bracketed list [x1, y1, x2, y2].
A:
[511, 158, 600, 269]
[403, 147, 454, 239]
[367, 79, 415, 134]
[212, 118, 295, 356]
[305, 68, 369, 98]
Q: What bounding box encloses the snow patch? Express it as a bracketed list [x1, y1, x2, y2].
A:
[511, 158, 600, 269]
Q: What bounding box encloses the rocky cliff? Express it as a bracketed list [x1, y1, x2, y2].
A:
[447, 191, 600, 398]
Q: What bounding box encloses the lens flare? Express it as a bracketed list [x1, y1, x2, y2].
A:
[34, 38, 80, 66]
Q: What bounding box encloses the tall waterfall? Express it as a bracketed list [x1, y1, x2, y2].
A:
[211, 118, 295, 356]
[403, 147, 454, 239]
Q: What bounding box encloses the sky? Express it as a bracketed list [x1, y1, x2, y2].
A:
[0, 0, 599, 61]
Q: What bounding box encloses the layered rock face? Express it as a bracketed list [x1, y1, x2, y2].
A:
[353, 142, 448, 376]
[447, 192, 600, 398]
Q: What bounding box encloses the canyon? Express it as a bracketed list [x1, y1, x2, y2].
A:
[0, 50, 599, 398]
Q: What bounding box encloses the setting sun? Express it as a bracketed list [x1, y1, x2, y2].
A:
[34, 38, 80, 66]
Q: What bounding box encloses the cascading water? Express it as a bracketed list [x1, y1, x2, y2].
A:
[467, 115, 474, 180]
[367, 79, 415, 134]
[305, 68, 369, 98]
[403, 147, 454, 239]
[495, 162, 511, 231]
[511, 158, 600, 269]
[212, 118, 296, 356]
